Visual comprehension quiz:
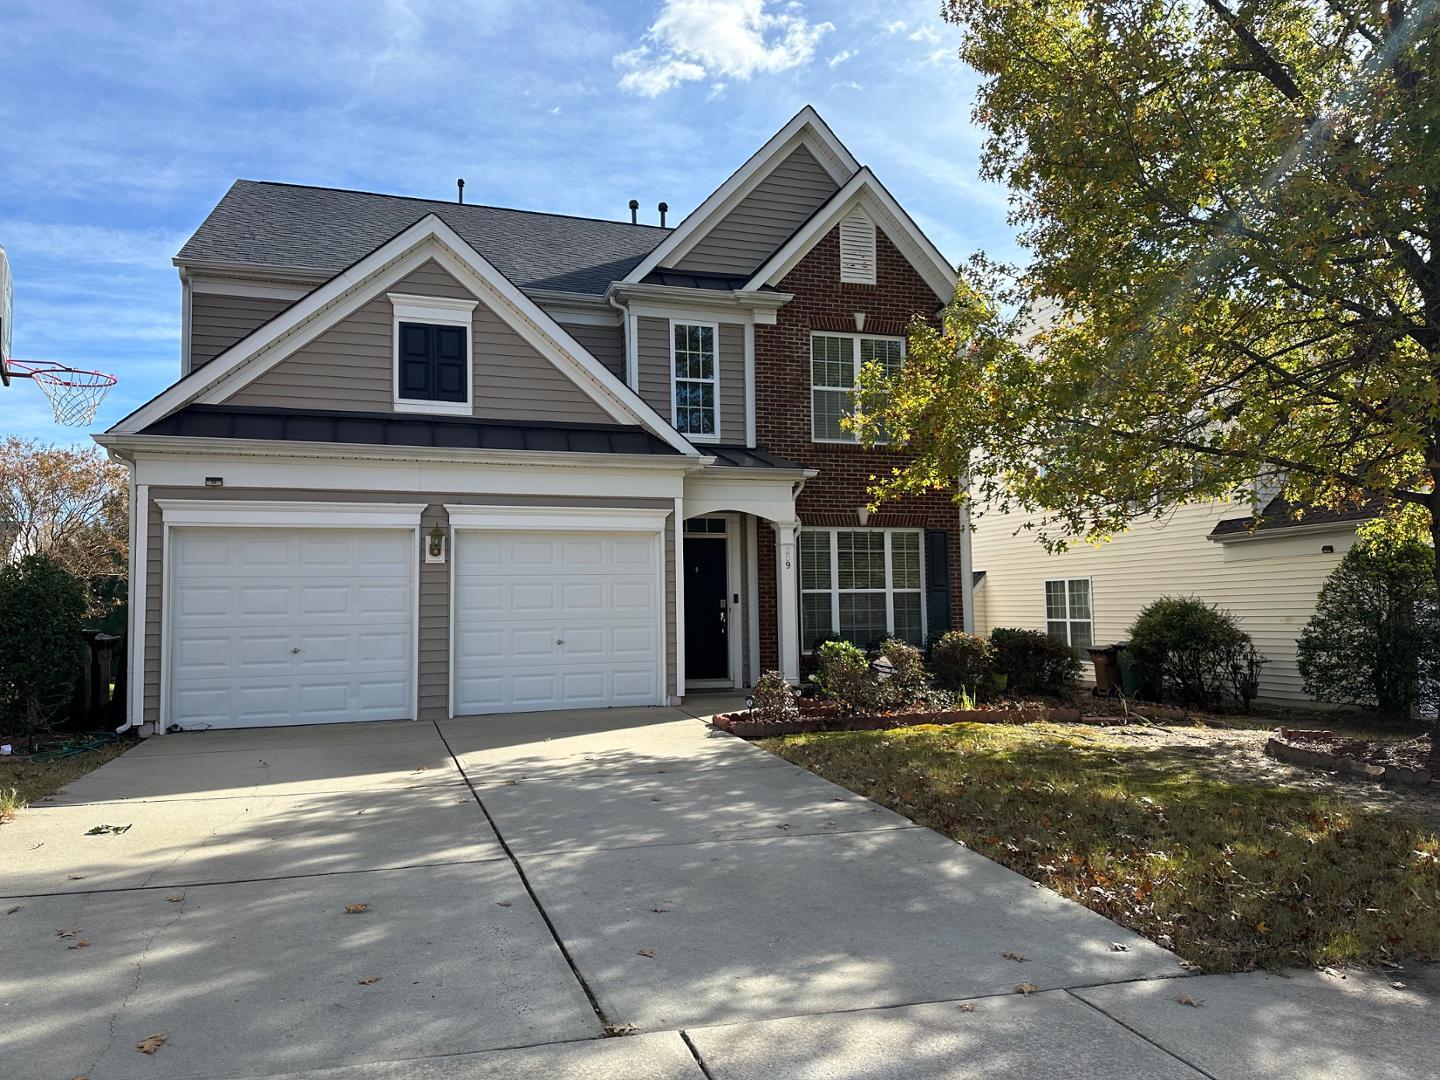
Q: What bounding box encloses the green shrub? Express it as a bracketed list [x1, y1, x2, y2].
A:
[811, 640, 871, 707]
[990, 627, 1082, 697]
[750, 670, 799, 724]
[1297, 540, 1440, 718]
[929, 631, 996, 696]
[0, 554, 88, 737]
[873, 637, 931, 708]
[1127, 596, 1266, 711]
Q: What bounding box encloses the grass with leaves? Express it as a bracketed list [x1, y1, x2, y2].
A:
[764, 722, 1440, 972]
[0, 736, 134, 822]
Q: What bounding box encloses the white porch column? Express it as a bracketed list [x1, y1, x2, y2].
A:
[773, 519, 800, 683]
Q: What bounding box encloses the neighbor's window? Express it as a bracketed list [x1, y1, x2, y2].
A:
[810, 333, 904, 443]
[800, 529, 924, 650]
[397, 322, 468, 404]
[1045, 578, 1093, 652]
[672, 322, 717, 438]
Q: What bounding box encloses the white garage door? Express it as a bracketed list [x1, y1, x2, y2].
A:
[168, 528, 414, 729]
[453, 530, 661, 714]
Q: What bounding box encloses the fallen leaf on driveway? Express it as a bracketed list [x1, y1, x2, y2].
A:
[496, 901, 512, 907]
[1002, 951, 1027, 962]
[358, 976, 381, 985]
[502, 779, 519, 786]
[652, 907, 670, 913]
[68, 940, 91, 950]
[1014, 983, 1040, 995]
[85, 824, 131, 836]
[56, 927, 80, 938]
[165, 895, 184, 903]
[344, 903, 369, 914]
[1109, 942, 1130, 952]
[956, 1003, 977, 1013]
[5, 906, 19, 915]
[650, 796, 663, 802]
[67, 874, 86, 880]
[136, 1033, 168, 1054]
[637, 947, 656, 958]
[413, 765, 428, 772]
[603, 1022, 638, 1037]
[1174, 994, 1204, 1007]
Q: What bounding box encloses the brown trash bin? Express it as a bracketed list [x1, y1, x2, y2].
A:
[1087, 645, 1121, 696]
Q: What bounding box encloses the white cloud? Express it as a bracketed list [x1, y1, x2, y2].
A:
[616, 0, 833, 97]
[909, 24, 940, 44]
[827, 48, 855, 68]
[883, 19, 907, 34]
[831, 80, 862, 91]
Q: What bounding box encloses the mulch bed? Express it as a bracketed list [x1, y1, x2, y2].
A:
[712, 702, 1081, 739]
[1265, 727, 1434, 787]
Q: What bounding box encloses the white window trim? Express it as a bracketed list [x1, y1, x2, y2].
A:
[799, 527, 926, 652]
[669, 319, 721, 443]
[809, 331, 905, 445]
[390, 292, 477, 416]
[1044, 577, 1094, 650]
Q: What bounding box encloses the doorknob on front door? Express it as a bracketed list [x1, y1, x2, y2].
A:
[555, 638, 566, 646]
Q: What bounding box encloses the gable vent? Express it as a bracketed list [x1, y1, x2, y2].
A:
[838, 207, 876, 285]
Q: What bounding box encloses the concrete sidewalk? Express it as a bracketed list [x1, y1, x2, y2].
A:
[2, 701, 1435, 1078]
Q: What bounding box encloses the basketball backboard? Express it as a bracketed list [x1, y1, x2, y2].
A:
[0, 243, 12, 386]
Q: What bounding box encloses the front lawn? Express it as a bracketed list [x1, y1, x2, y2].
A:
[0, 733, 135, 822]
[764, 722, 1440, 972]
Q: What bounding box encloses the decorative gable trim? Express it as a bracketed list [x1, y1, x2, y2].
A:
[742, 169, 957, 303]
[111, 215, 700, 455]
[622, 106, 859, 285]
[837, 207, 877, 285]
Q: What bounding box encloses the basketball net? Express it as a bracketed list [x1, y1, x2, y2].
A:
[6, 360, 118, 426]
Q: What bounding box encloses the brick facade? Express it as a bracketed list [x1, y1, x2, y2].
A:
[754, 226, 964, 672]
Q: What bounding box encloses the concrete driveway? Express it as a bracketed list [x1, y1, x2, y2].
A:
[2, 702, 1435, 1079]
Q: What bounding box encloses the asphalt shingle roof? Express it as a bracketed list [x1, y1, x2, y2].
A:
[1208, 496, 1378, 538]
[176, 180, 671, 295]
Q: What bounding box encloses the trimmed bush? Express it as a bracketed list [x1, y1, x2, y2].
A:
[1297, 539, 1440, 718]
[811, 640, 871, 706]
[750, 670, 799, 725]
[1127, 596, 1266, 711]
[929, 631, 996, 696]
[990, 627, 1082, 698]
[0, 554, 88, 737]
[874, 637, 931, 708]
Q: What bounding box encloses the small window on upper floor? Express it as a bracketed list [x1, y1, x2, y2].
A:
[811, 332, 904, 443]
[671, 320, 718, 440]
[838, 207, 876, 285]
[390, 293, 477, 416]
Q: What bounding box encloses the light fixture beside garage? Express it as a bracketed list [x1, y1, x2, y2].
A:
[426, 526, 447, 563]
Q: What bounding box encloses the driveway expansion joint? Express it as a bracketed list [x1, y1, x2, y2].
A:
[1065, 988, 1220, 1080]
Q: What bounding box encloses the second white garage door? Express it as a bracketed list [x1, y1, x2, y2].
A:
[452, 530, 662, 714]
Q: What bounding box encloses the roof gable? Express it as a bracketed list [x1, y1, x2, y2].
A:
[113, 215, 700, 454]
[623, 106, 859, 285]
[742, 168, 957, 303]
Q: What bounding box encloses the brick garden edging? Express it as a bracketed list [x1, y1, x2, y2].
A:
[1264, 728, 1433, 787]
[712, 706, 1083, 739]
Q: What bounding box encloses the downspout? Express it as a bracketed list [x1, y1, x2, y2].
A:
[958, 474, 976, 634]
[110, 448, 141, 733]
[607, 290, 638, 391]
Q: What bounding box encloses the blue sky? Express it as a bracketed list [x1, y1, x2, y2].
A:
[0, 0, 1016, 446]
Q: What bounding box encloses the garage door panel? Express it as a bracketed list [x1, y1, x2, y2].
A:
[169, 527, 414, 729]
[453, 529, 662, 715]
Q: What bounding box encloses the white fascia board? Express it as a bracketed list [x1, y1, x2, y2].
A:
[445, 504, 669, 532]
[157, 499, 427, 528]
[119, 215, 702, 457]
[623, 106, 860, 284]
[743, 169, 959, 303]
[188, 277, 312, 301]
[1207, 519, 1370, 543]
[611, 282, 792, 326]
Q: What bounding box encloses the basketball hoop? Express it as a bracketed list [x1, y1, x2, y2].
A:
[6, 360, 118, 426]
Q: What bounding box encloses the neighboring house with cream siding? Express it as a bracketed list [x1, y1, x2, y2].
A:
[97, 107, 969, 733]
[971, 496, 1375, 702]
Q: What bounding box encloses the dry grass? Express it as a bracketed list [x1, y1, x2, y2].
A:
[0, 735, 134, 822]
[764, 722, 1440, 972]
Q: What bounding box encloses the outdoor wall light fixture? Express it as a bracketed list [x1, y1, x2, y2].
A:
[426, 526, 447, 563]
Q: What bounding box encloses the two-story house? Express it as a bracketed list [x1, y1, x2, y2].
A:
[99, 108, 970, 732]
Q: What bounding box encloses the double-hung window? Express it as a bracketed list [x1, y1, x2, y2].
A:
[671, 321, 718, 439]
[810, 333, 904, 442]
[1045, 578, 1093, 652]
[390, 293, 477, 416]
[799, 529, 924, 650]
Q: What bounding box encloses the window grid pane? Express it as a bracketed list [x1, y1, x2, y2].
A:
[892, 592, 923, 645]
[1068, 579, 1092, 620]
[802, 594, 834, 650]
[798, 532, 830, 590]
[1045, 580, 1068, 621]
[890, 532, 921, 589]
[810, 335, 855, 388]
[800, 529, 924, 652]
[674, 323, 716, 436]
[837, 531, 886, 590]
[839, 593, 888, 648]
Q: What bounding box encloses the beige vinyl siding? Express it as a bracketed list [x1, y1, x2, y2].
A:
[970, 500, 1361, 702]
[142, 488, 678, 726]
[558, 320, 626, 381]
[190, 293, 293, 372]
[227, 260, 611, 424]
[675, 145, 839, 277]
[635, 316, 748, 443]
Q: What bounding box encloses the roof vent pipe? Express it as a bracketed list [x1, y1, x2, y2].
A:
[457, 178, 465, 204]
[629, 199, 639, 224]
[658, 201, 668, 227]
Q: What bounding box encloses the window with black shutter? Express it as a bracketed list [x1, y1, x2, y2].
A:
[397, 321, 468, 403]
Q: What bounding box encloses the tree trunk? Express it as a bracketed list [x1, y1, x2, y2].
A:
[1428, 502, 1440, 773]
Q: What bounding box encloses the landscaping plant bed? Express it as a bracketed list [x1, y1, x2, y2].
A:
[1266, 727, 1433, 787]
[712, 703, 1081, 739]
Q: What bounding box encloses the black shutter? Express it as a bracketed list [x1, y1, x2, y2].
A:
[925, 529, 951, 638]
[432, 325, 467, 402]
[398, 323, 433, 399]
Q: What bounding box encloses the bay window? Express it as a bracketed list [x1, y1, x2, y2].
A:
[799, 528, 924, 649]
